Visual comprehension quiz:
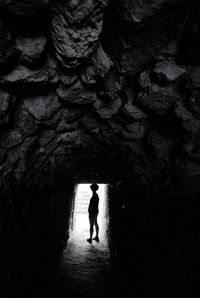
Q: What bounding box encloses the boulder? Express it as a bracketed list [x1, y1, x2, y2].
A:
[174, 104, 193, 121]
[153, 60, 186, 82]
[99, 70, 123, 100]
[81, 66, 97, 86]
[56, 80, 96, 105]
[24, 93, 61, 121]
[92, 43, 112, 77]
[186, 67, 200, 89]
[16, 35, 47, 66]
[189, 89, 200, 118]
[59, 72, 78, 87]
[122, 123, 146, 139]
[123, 102, 146, 120]
[80, 114, 101, 130]
[0, 89, 15, 126]
[138, 70, 152, 90]
[0, 130, 23, 149]
[50, 0, 109, 68]
[137, 85, 180, 115]
[13, 103, 38, 136]
[94, 97, 121, 119]
[0, 56, 58, 86]
[137, 91, 173, 115]
[39, 130, 56, 147]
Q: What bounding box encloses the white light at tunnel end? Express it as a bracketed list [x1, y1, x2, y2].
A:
[71, 183, 108, 242]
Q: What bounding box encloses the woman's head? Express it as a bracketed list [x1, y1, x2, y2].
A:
[90, 183, 99, 192]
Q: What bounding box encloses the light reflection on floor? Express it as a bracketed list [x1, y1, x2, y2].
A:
[59, 183, 114, 297]
[48, 184, 124, 298]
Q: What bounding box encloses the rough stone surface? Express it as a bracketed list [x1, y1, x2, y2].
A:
[0, 56, 58, 86]
[24, 93, 60, 121]
[56, 81, 97, 105]
[0, 0, 50, 17]
[123, 102, 146, 120]
[153, 60, 186, 82]
[16, 35, 47, 66]
[116, 0, 172, 24]
[51, 0, 109, 68]
[0, 21, 17, 69]
[1, 1, 200, 298]
[0, 89, 15, 126]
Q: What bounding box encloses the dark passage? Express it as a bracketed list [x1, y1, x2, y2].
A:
[1, 0, 200, 297]
[47, 183, 121, 298]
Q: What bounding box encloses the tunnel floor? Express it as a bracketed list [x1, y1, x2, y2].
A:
[48, 228, 126, 298]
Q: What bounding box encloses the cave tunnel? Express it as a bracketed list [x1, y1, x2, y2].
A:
[2, 152, 200, 298]
[1, 0, 200, 297]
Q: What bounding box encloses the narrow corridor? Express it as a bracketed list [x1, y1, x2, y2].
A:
[53, 229, 116, 298]
[48, 183, 123, 298]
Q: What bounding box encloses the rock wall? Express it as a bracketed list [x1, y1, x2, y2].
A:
[1, 0, 200, 297]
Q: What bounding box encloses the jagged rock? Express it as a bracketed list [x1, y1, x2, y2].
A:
[94, 97, 121, 119]
[60, 109, 83, 124]
[108, 0, 188, 75]
[123, 102, 146, 120]
[122, 123, 146, 139]
[56, 80, 96, 105]
[183, 119, 200, 135]
[13, 103, 37, 136]
[16, 35, 47, 66]
[189, 89, 200, 118]
[0, 0, 50, 17]
[59, 72, 78, 87]
[117, 0, 171, 24]
[55, 108, 82, 132]
[51, 0, 109, 68]
[174, 104, 193, 121]
[0, 56, 58, 86]
[183, 140, 200, 160]
[153, 60, 186, 82]
[107, 119, 121, 133]
[92, 43, 112, 77]
[39, 130, 56, 146]
[0, 21, 17, 69]
[80, 114, 101, 130]
[138, 70, 152, 90]
[0, 89, 15, 126]
[186, 67, 200, 89]
[176, 157, 200, 177]
[57, 131, 81, 146]
[56, 119, 79, 133]
[148, 131, 174, 167]
[159, 40, 179, 57]
[0, 130, 23, 149]
[99, 70, 123, 100]
[81, 67, 97, 86]
[24, 93, 61, 121]
[137, 84, 179, 115]
[81, 43, 111, 86]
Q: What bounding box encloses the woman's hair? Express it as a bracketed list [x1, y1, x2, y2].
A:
[90, 183, 99, 191]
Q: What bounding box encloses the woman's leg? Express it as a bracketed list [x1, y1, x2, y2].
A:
[94, 215, 99, 238]
[89, 216, 94, 239]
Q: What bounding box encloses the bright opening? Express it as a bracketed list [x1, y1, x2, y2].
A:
[70, 183, 108, 241]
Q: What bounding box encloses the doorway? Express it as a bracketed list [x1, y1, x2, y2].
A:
[70, 183, 108, 242]
[55, 183, 114, 297]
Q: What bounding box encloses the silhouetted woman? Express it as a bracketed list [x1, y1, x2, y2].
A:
[87, 183, 99, 243]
